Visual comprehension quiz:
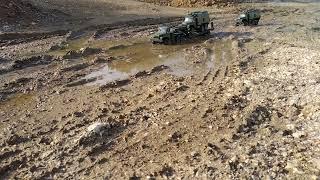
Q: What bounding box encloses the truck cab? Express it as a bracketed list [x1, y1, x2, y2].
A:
[152, 26, 183, 44]
[182, 11, 210, 34]
[236, 9, 261, 26]
[151, 11, 212, 45]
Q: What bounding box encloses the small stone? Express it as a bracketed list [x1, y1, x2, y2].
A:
[73, 111, 84, 117]
[292, 131, 307, 138]
[165, 121, 172, 126]
[87, 122, 110, 136]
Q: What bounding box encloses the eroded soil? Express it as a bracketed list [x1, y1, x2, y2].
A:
[0, 0, 320, 179]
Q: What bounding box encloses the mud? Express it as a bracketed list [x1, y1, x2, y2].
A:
[1, 0, 320, 179]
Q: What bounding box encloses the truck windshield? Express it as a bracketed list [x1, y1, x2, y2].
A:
[158, 26, 169, 33]
[184, 16, 194, 24]
[239, 14, 246, 18]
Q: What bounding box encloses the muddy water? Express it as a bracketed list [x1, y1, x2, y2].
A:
[86, 38, 234, 85]
[49, 34, 234, 85]
[84, 41, 195, 85]
[97, 40, 192, 73]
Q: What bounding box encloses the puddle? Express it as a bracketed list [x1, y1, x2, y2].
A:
[83, 45, 194, 85]
[84, 38, 234, 85]
[49, 32, 235, 86]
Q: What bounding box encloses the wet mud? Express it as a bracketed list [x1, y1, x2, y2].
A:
[1, 1, 320, 179]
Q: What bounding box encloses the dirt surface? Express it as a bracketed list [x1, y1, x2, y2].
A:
[137, 0, 234, 7]
[138, 0, 275, 7]
[0, 0, 69, 32]
[1, 0, 320, 179]
[0, 0, 42, 24]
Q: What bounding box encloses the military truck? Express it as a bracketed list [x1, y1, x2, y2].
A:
[152, 11, 211, 44]
[151, 26, 186, 45]
[180, 11, 211, 36]
[236, 9, 261, 26]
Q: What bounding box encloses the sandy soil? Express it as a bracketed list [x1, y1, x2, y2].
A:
[0, 0, 320, 179]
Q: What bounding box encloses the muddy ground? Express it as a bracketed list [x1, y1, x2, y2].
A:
[1, 0, 320, 179]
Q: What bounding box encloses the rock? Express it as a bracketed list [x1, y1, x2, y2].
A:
[109, 45, 126, 50]
[175, 84, 189, 92]
[64, 77, 97, 87]
[62, 47, 102, 59]
[50, 42, 67, 51]
[6, 133, 29, 145]
[237, 106, 271, 134]
[292, 131, 307, 138]
[63, 50, 81, 59]
[66, 30, 86, 40]
[73, 111, 84, 117]
[92, 56, 115, 64]
[133, 70, 148, 78]
[92, 57, 107, 64]
[60, 63, 90, 72]
[87, 122, 110, 136]
[38, 136, 52, 145]
[150, 65, 169, 73]
[0, 57, 9, 63]
[12, 55, 54, 69]
[80, 47, 102, 57]
[168, 132, 182, 143]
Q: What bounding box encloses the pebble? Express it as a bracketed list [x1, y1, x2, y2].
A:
[292, 131, 307, 138]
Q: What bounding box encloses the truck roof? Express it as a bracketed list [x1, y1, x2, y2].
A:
[246, 9, 260, 14]
[189, 11, 209, 16]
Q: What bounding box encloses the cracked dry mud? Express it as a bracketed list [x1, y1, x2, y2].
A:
[1, 0, 320, 179]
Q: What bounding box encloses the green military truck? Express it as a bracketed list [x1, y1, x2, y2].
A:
[180, 11, 211, 36]
[152, 11, 212, 44]
[151, 26, 185, 45]
[236, 9, 261, 26]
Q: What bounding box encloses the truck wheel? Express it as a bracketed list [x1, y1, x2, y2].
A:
[243, 20, 248, 26]
[201, 25, 205, 33]
[189, 26, 195, 37]
[177, 36, 182, 44]
[163, 38, 170, 45]
[254, 20, 259, 25]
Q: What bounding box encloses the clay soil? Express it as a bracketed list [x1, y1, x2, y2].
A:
[0, 0, 320, 179]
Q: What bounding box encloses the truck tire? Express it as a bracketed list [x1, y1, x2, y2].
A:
[201, 25, 205, 33]
[243, 20, 248, 26]
[254, 20, 259, 25]
[176, 35, 182, 44]
[163, 38, 170, 45]
[189, 26, 195, 37]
